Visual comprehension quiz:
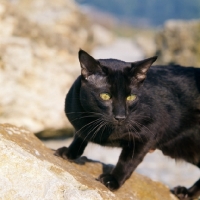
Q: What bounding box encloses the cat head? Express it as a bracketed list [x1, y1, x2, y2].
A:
[78, 49, 157, 128]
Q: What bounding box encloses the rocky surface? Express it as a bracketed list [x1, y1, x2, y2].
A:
[44, 137, 200, 190]
[0, 123, 177, 200]
[155, 20, 200, 67]
[0, 0, 112, 133]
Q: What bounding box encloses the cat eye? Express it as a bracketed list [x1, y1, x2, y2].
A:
[100, 93, 111, 101]
[127, 94, 137, 101]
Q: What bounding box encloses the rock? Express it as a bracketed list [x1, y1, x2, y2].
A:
[11, 0, 95, 53]
[0, 34, 75, 133]
[155, 20, 200, 67]
[91, 24, 114, 46]
[135, 36, 157, 58]
[0, 0, 98, 133]
[0, 123, 178, 200]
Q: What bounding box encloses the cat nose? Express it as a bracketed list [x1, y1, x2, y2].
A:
[114, 115, 125, 122]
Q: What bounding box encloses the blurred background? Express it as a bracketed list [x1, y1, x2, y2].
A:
[0, 0, 200, 190]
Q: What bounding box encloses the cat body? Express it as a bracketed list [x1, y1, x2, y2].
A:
[55, 50, 200, 200]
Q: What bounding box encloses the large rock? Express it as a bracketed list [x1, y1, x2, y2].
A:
[0, 123, 177, 200]
[0, 0, 97, 133]
[2, 0, 94, 53]
[155, 20, 200, 67]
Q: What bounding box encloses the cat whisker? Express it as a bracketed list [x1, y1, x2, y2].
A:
[75, 118, 102, 136]
[100, 122, 108, 144]
[127, 125, 135, 159]
[90, 120, 107, 142]
[70, 115, 100, 123]
[127, 123, 144, 143]
[66, 111, 105, 117]
[130, 122, 147, 142]
[98, 120, 111, 142]
[105, 124, 116, 147]
[76, 119, 104, 152]
[94, 119, 108, 143]
[134, 120, 157, 141]
[96, 120, 113, 143]
[78, 118, 107, 145]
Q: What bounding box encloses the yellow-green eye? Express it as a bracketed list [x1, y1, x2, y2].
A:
[127, 94, 137, 101]
[100, 93, 111, 100]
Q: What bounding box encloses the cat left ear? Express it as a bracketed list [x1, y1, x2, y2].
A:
[130, 56, 157, 83]
[78, 49, 102, 79]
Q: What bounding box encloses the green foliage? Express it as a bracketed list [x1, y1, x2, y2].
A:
[76, 0, 200, 25]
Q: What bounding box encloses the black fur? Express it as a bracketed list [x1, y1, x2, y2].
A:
[55, 50, 200, 200]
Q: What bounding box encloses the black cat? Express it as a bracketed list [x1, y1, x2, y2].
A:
[55, 49, 200, 200]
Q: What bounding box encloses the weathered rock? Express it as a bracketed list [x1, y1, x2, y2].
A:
[91, 24, 114, 46]
[0, 0, 96, 133]
[155, 20, 200, 67]
[10, 0, 95, 53]
[0, 123, 178, 200]
[135, 35, 156, 58]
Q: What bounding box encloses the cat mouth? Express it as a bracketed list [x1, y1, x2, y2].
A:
[114, 122, 124, 130]
[117, 121, 124, 125]
[113, 122, 126, 130]
[113, 118, 125, 126]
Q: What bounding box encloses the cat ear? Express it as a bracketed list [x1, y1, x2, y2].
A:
[78, 49, 102, 79]
[130, 56, 157, 83]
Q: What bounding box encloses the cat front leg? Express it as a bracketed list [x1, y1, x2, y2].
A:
[55, 136, 88, 160]
[172, 178, 200, 200]
[98, 143, 150, 190]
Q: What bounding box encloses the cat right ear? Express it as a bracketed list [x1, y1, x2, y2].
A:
[78, 49, 102, 79]
[130, 56, 157, 83]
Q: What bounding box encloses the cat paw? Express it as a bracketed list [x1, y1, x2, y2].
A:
[171, 186, 192, 200]
[97, 174, 120, 191]
[54, 146, 78, 160]
[54, 146, 69, 159]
